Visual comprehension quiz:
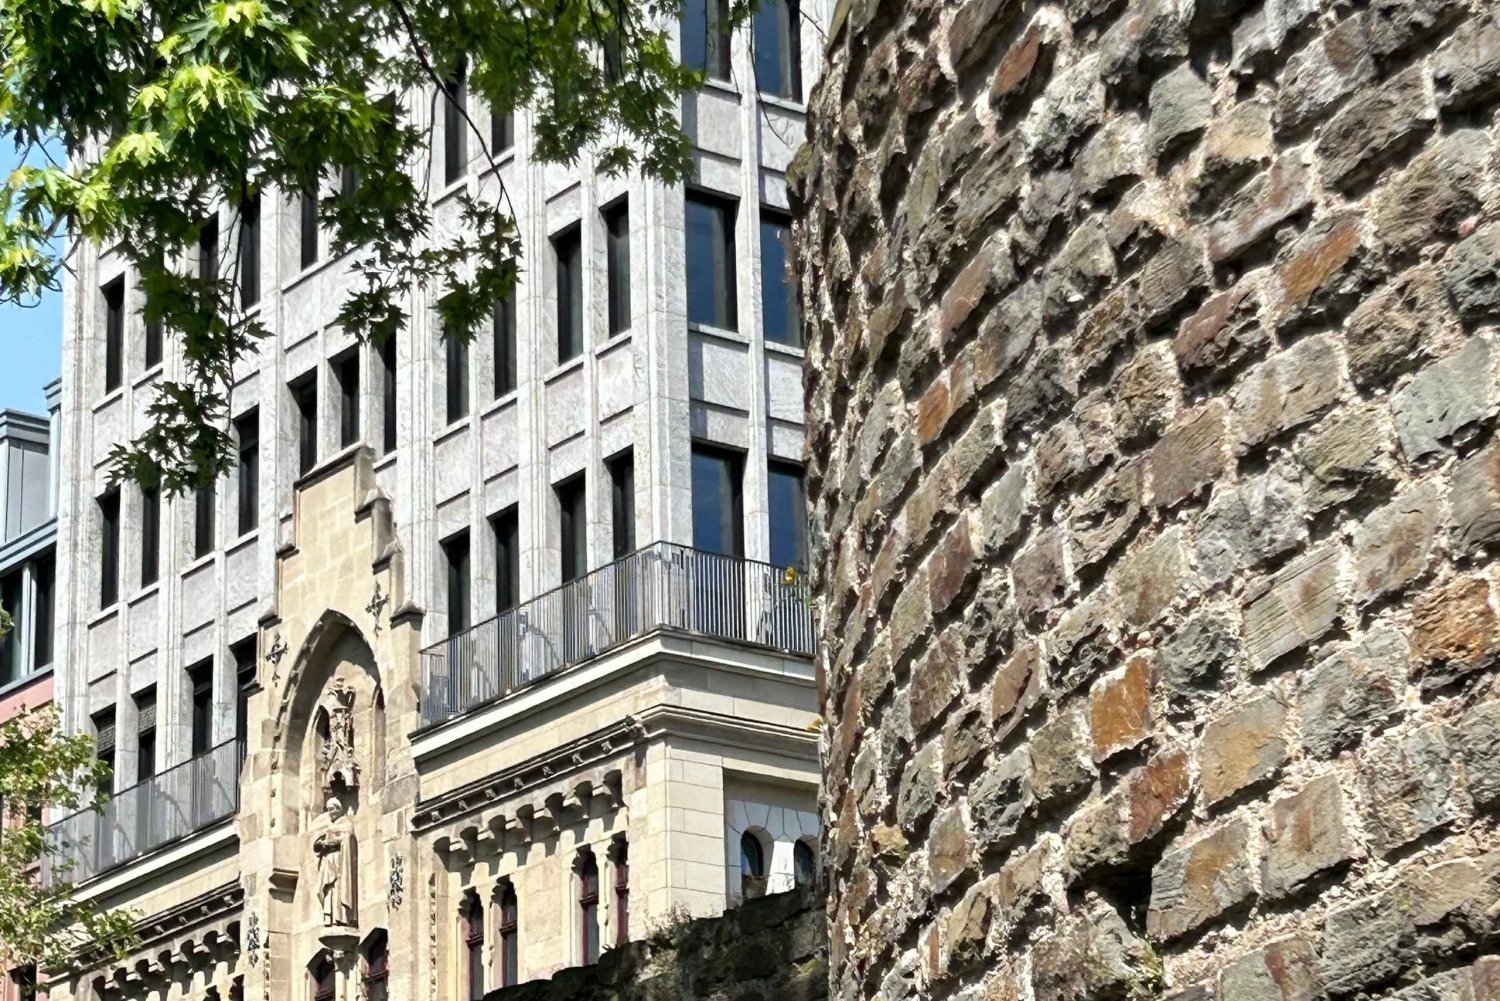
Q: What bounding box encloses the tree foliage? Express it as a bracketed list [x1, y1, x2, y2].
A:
[0, 0, 735, 493]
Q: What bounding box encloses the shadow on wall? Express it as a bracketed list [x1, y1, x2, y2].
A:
[482, 887, 825, 1001]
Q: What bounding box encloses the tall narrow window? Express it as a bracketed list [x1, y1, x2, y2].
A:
[558, 477, 587, 583]
[312, 955, 335, 1001]
[92, 708, 116, 795]
[32, 556, 53, 670]
[300, 188, 319, 269]
[682, 0, 731, 80]
[144, 289, 163, 369]
[444, 66, 468, 185]
[611, 838, 629, 947]
[102, 278, 124, 393]
[768, 461, 808, 570]
[491, 507, 519, 614]
[233, 637, 256, 744]
[578, 850, 600, 965]
[604, 200, 631, 336]
[492, 108, 514, 153]
[685, 193, 737, 329]
[363, 932, 390, 1001]
[691, 446, 744, 557]
[794, 839, 816, 888]
[336, 352, 361, 447]
[189, 659, 213, 756]
[238, 194, 261, 308]
[198, 215, 219, 313]
[493, 294, 517, 398]
[760, 210, 801, 347]
[194, 480, 215, 558]
[235, 409, 259, 536]
[11, 965, 36, 1001]
[444, 531, 471, 635]
[140, 484, 160, 587]
[99, 490, 120, 608]
[379, 335, 397, 454]
[0, 571, 22, 686]
[753, 0, 801, 100]
[463, 892, 484, 1001]
[341, 165, 359, 201]
[555, 227, 584, 363]
[740, 831, 766, 898]
[608, 452, 635, 559]
[498, 882, 519, 987]
[444, 325, 470, 423]
[291, 372, 318, 475]
[135, 687, 157, 780]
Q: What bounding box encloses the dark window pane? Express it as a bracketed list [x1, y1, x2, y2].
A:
[194, 481, 215, 558]
[609, 452, 635, 559]
[555, 228, 584, 362]
[492, 109, 514, 152]
[445, 325, 470, 423]
[558, 478, 587, 582]
[103, 279, 124, 392]
[135, 687, 156, 780]
[768, 461, 808, 570]
[239, 194, 260, 308]
[685, 195, 737, 329]
[144, 290, 162, 369]
[340, 164, 358, 201]
[233, 637, 256, 743]
[140, 484, 160, 586]
[198, 216, 219, 315]
[579, 851, 600, 965]
[32, 556, 53, 669]
[605, 201, 631, 336]
[189, 659, 213, 756]
[691, 447, 743, 557]
[492, 507, 519, 613]
[444, 531, 471, 634]
[93, 708, 116, 794]
[236, 410, 259, 536]
[500, 883, 519, 986]
[0, 571, 22, 685]
[464, 894, 485, 1000]
[380, 335, 397, 454]
[444, 68, 468, 185]
[682, 0, 731, 79]
[493, 295, 517, 397]
[794, 839, 815, 886]
[292, 374, 318, 474]
[336, 353, 360, 446]
[760, 212, 801, 347]
[753, 0, 801, 99]
[300, 189, 319, 269]
[99, 490, 120, 608]
[612, 838, 630, 946]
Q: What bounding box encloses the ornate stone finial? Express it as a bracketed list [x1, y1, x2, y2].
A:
[366, 581, 390, 635]
[244, 913, 261, 967]
[389, 853, 405, 910]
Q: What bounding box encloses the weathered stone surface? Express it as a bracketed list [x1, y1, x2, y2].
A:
[990, 640, 1044, 738]
[1148, 63, 1212, 155]
[1434, 15, 1500, 112]
[1458, 701, 1500, 808]
[1069, 459, 1143, 569]
[945, 875, 998, 970]
[1033, 896, 1147, 1001]
[1296, 402, 1396, 511]
[1410, 574, 1500, 684]
[971, 747, 1031, 849]
[1127, 744, 1191, 843]
[979, 462, 1030, 556]
[1450, 442, 1500, 554]
[1012, 527, 1067, 622]
[1268, 214, 1372, 327]
[1114, 527, 1189, 629]
[1360, 722, 1460, 854]
[1089, 654, 1153, 762]
[897, 742, 941, 829]
[1043, 220, 1116, 326]
[1029, 711, 1093, 803]
[1368, 0, 1466, 59]
[1208, 157, 1313, 263]
[1346, 267, 1442, 389]
[1231, 334, 1343, 450]
[910, 627, 964, 732]
[1297, 627, 1407, 758]
[1116, 343, 1180, 443]
[1241, 544, 1342, 668]
[1374, 130, 1488, 257]
[1316, 66, 1433, 188]
[1149, 401, 1229, 509]
[928, 805, 970, 892]
[1319, 893, 1415, 995]
[1352, 481, 1441, 604]
[1389, 970, 1479, 1001]
[1197, 467, 1304, 584]
[1161, 608, 1241, 710]
[1148, 819, 1255, 939]
[1445, 225, 1500, 324]
[1173, 285, 1268, 378]
[1200, 694, 1288, 804]
[1064, 791, 1127, 876]
[1278, 13, 1374, 131]
[1219, 938, 1320, 1001]
[1262, 775, 1358, 898]
[1202, 100, 1272, 192]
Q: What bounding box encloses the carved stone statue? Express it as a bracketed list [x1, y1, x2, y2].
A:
[313, 796, 357, 927]
[318, 679, 359, 792]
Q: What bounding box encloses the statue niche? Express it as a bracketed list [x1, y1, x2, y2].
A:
[315, 678, 360, 794]
[312, 794, 357, 928]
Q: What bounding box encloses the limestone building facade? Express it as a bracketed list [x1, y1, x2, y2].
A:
[795, 1, 1500, 1001]
[47, 6, 826, 998]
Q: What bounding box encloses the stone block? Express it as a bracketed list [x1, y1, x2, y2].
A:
[970, 747, 1031, 850]
[1114, 526, 1190, 629]
[1402, 853, 1500, 941]
[1359, 722, 1459, 855]
[1446, 224, 1500, 325]
[1297, 627, 1407, 758]
[1029, 710, 1093, 803]
[1149, 401, 1229, 510]
[910, 627, 963, 733]
[1457, 701, 1500, 807]
[1042, 221, 1116, 327]
[1161, 608, 1242, 711]
[979, 461, 1030, 557]
[1368, 0, 1466, 60]
[896, 741, 941, 829]
[1088, 654, 1153, 762]
[1450, 442, 1500, 554]
[1173, 284, 1269, 379]
[1046, 594, 1119, 696]
[1296, 402, 1397, 512]
[1351, 481, 1441, 605]
[1201, 100, 1273, 191]
[945, 875, 998, 970]
[1219, 937, 1320, 1001]
[1347, 266, 1442, 389]
[1069, 459, 1143, 570]
[989, 640, 1044, 739]
[1208, 157, 1313, 263]
[1139, 240, 1210, 328]
[1242, 543, 1342, 668]
[1277, 13, 1374, 132]
[1034, 421, 1087, 505]
[1064, 791, 1128, 876]
[1197, 466, 1305, 585]
[1012, 527, 1067, 623]
[928, 805, 970, 893]
[997, 836, 1056, 918]
[1148, 64, 1212, 155]
[1374, 130, 1488, 258]
[1261, 775, 1358, 898]
[1315, 66, 1433, 189]
[1127, 744, 1192, 843]
[1434, 15, 1500, 113]
[1319, 892, 1415, 995]
[1389, 970, 1479, 1001]
[928, 516, 977, 616]
[1033, 896, 1146, 1001]
[1231, 333, 1344, 450]
[1074, 115, 1147, 200]
[1148, 819, 1255, 940]
[1199, 694, 1288, 804]
[1116, 343, 1181, 444]
[1410, 574, 1500, 684]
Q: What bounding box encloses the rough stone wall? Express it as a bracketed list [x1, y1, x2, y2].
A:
[481, 889, 826, 1001]
[791, 1, 1500, 999]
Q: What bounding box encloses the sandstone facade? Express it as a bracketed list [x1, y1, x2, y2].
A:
[793, 0, 1500, 999]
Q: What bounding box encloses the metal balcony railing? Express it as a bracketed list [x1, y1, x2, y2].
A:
[42, 738, 243, 886]
[419, 542, 816, 728]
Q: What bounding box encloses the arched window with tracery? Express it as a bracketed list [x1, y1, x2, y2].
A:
[363, 930, 389, 1001]
[578, 848, 600, 964]
[463, 890, 485, 1000]
[498, 881, 519, 987]
[740, 830, 766, 899]
[794, 839, 816, 888]
[610, 836, 630, 946]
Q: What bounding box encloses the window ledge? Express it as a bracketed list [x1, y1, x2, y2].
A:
[87, 604, 120, 628]
[764, 340, 805, 359]
[92, 388, 125, 414]
[433, 175, 469, 205]
[0, 666, 52, 703]
[126, 581, 161, 607]
[596, 330, 632, 356]
[758, 93, 806, 114]
[688, 323, 749, 346]
[282, 252, 343, 295]
[701, 78, 740, 98]
[434, 419, 471, 446]
[180, 552, 217, 578]
[544, 355, 586, 385]
[226, 530, 258, 557]
[480, 392, 519, 420]
[374, 450, 398, 473]
[132, 365, 164, 391]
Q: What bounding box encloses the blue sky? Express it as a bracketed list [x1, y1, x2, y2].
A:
[0, 142, 63, 416]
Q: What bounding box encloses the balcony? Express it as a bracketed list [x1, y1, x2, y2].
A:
[43, 738, 242, 887]
[419, 542, 816, 728]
